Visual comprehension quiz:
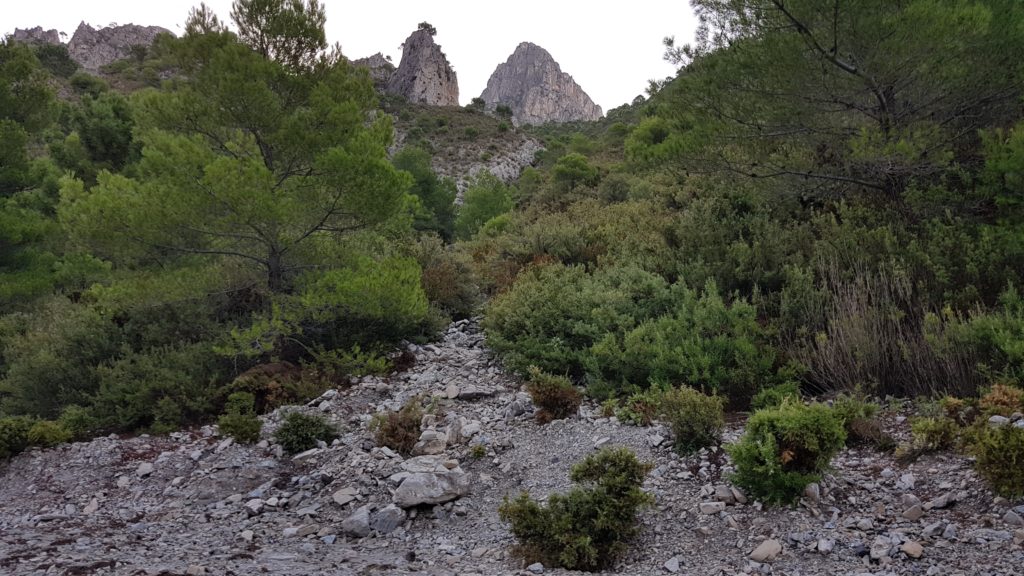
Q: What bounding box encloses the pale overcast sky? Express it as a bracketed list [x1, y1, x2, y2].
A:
[3, 1, 697, 112]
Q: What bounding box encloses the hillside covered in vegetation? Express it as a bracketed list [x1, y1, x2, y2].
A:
[2, 1, 1024, 573]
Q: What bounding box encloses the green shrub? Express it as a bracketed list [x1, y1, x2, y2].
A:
[616, 387, 663, 426]
[274, 412, 338, 454]
[970, 425, 1024, 498]
[313, 345, 392, 378]
[728, 401, 846, 504]
[57, 405, 98, 440]
[369, 397, 423, 454]
[751, 382, 801, 410]
[525, 366, 582, 424]
[0, 416, 34, 459]
[908, 416, 959, 452]
[454, 172, 514, 241]
[91, 343, 224, 432]
[658, 386, 725, 454]
[26, 420, 72, 448]
[217, 392, 262, 444]
[830, 391, 891, 449]
[484, 264, 674, 380]
[590, 281, 775, 407]
[498, 447, 653, 571]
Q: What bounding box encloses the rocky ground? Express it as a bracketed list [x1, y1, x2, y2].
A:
[1, 320, 1023, 576]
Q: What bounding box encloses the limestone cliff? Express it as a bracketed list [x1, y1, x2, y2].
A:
[352, 53, 395, 90]
[68, 22, 171, 72]
[385, 28, 459, 106]
[479, 42, 602, 125]
[11, 27, 60, 45]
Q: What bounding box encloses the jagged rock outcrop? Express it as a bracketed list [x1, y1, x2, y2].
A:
[67, 22, 171, 72]
[11, 27, 60, 45]
[352, 53, 395, 90]
[385, 28, 458, 106]
[480, 42, 602, 125]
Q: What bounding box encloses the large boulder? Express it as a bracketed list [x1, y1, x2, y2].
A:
[392, 455, 470, 507]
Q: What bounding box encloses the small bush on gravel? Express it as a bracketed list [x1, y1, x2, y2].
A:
[750, 381, 801, 410]
[909, 416, 959, 451]
[499, 447, 653, 571]
[616, 387, 663, 426]
[0, 416, 34, 459]
[26, 420, 72, 448]
[274, 412, 337, 454]
[217, 392, 262, 444]
[369, 397, 423, 454]
[525, 366, 582, 424]
[728, 401, 846, 504]
[659, 386, 724, 454]
[970, 425, 1024, 498]
[979, 383, 1024, 416]
[831, 391, 892, 449]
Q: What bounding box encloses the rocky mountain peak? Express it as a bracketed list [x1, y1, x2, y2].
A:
[68, 21, 171, 72]
[11, 27, 61, 45]
[385, 28, 459, 106]
[480, 42, 603, 126]
[352, 52, 396, 90]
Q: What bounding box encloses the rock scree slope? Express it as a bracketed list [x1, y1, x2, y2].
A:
[1, 320, 1023, 575]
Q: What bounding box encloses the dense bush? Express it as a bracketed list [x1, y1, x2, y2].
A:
[499, 447, 653, 571]
[369, 397, 423, 454]
[728, 401, 846, 504]
[658, 386, 724, 454]
[217, 392, 262, 443]
[0, 416, 33, 459]
[592, 282, 774, 406]
[57, 405, 98, 441]
[274, 412, 338, 454]
[485, 264, 674, 379]
[751, 382, 801, 410]
[525, 366, 582, 424]
[26, 420, 72, 447]
[454, 172, 514, 240]
[970, 425, 1024, 499]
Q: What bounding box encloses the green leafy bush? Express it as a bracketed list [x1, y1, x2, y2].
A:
[590, 281, 774, 407]
[57, 405, 98, 440]
[0, 416, 34, 459]
[484, 264, 674, 380]
[970, 425, 1024, 498]
[217, 392, 262, 444]
[616, 386, 665, 426]
[830, 391, 891, 449]
[499, 447, 653, 571]
[908, 416, 959, 452]
[369, 397, 423, 455]
[454, 172, 514, 241]
[525, 367, 582, 424]
[751, 382, 801, 410]
[26, 420, 72, 447]
[658, 386, 725, 454]
[728, 401, 846, 504]
[274, 412, 338, 454]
